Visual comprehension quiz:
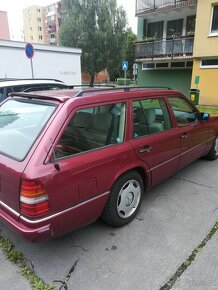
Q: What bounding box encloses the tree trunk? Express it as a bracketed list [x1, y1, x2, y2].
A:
[90, 74, 95, 87]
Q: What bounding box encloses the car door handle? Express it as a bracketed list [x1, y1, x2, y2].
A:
[139, 146, 152, 153]
[181, 133, 188, 139]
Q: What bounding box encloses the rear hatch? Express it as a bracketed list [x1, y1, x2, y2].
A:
[0, 97, 57, 216]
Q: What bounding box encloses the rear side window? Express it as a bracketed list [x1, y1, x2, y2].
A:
[0, 99, 56, 161]
[0, 88, 4, 102]
[168, 96, 198, 126]
[54, 102, 126, 159]
[132, 98, 172, 138]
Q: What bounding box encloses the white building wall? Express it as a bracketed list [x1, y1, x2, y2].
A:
[0, 40, 82, 85]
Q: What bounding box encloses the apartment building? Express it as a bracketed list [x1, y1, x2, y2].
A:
[135, 0, 197, 96]
[191, 0, 218, 105]
[46, 2, 63, 45]
[23, 2, 63, 46]
[23, 6, 48, 44]
[0, 11, 10, 40]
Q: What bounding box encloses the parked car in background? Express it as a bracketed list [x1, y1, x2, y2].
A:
[0, 78, 68, 102]
[0, 87, 218, 242]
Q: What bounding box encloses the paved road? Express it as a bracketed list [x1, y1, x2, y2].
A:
[0, 158, 218, 290]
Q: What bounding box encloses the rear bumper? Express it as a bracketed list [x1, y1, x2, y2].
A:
[0, 204, 53, 242]
[0, 191, 109, 242]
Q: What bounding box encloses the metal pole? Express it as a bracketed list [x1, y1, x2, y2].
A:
[30, 58, 34, 78]
[124, 70, 126, 86]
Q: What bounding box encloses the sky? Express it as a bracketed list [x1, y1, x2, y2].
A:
[0, 0, 137, 41]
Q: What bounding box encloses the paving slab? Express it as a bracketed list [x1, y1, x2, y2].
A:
[0, 248, 30, 290]
[172, 232, 218, 290]
[0, 159, 218, 290]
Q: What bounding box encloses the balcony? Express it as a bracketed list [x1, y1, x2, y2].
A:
[49, 38, 57, 45]
[136, 0, 197, 16]
[135, 36, 194, 61]
[48, 26, 57, 33]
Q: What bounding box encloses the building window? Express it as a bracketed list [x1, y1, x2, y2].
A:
[186, 15, 196, 36]
[142, 63, 155, 69]
[38, 26, 42, 31]
[147, 21, 164, 40]
[201, 58, 218, 68]
[30, 27, 32, 31]
[142, 61, 192, 70]
[37, 17, 41, 22]
[167, 19, 183, 38]
[187, 61, 193, 67]
[39, 35, 43, 40]
[156, 63, 169, 68]
[30, 36, 33, 40]
[37, 8, 40, 13]
[211, 5, 218, 34]
[171, 62, 185, 68]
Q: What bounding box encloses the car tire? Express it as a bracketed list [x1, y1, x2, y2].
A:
[204, 134, 218, 160]
[101, 171, 144, 227]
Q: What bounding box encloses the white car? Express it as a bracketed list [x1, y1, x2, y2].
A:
[0, 78, 68, 102]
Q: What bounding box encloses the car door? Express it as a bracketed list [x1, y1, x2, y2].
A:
[167, 96, 209, 170]
[130, 96, 181, 187]
[45, 101, 134, 214]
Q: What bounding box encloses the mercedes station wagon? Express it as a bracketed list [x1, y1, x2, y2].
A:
[0, 87, 218, 242]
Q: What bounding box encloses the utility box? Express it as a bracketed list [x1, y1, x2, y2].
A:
[190, 89, 200, 105]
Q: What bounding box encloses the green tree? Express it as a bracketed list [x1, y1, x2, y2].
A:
[60, 0, 127, 86]
[124, 28, 137, 79]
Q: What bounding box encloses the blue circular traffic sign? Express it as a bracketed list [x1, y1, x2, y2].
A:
[25, 43, 34, 59]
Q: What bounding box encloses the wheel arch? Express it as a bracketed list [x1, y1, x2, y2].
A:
[113, 165, 150, 193]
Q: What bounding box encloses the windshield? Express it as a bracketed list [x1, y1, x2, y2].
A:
[0, 99, 56, 161]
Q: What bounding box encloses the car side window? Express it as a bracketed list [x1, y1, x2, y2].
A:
[168, 96, 198, 126]
[133, 98, 172, 138]
[0, 88, 4, 102]
[54, 102, 126, 159]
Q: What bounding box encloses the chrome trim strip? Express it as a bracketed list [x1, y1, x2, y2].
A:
[20, 191, 110, 224]
[0, 201, 20, 218]
[147, 137, 214, 173]
[147, 153, 180, 173]
[180, 137, 214, 157]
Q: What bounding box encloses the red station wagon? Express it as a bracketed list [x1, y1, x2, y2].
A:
[0, 87, 218, 242]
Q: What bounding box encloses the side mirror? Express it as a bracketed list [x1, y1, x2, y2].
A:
[198, 112, 210, 122]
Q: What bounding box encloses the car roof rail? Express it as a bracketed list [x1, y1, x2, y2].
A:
[75, 86, 172, 97]
[68, 84, 116, 89]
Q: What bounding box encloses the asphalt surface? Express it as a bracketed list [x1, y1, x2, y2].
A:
[0, 158, 218, 290]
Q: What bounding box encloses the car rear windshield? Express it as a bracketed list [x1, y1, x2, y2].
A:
[0, 99, 56, 161]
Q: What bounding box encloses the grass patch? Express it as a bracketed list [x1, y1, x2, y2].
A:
[0, 235, 53, 290]
[197, 105, 218, 115]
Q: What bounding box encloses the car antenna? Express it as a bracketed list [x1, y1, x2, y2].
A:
[50, 139, 60, 171]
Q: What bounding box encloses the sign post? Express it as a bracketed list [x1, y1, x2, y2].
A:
[122, 61, 128, 86]
[25, 43, 35, 78]
[194, 75, 200, 89]
[133, 63, 138, 86]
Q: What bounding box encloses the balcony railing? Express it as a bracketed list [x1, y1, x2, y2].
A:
[135, 37, 194, 60]
[136, 0, 197, 16]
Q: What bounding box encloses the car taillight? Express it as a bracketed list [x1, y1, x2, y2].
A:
[20, 180, 50, 217]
